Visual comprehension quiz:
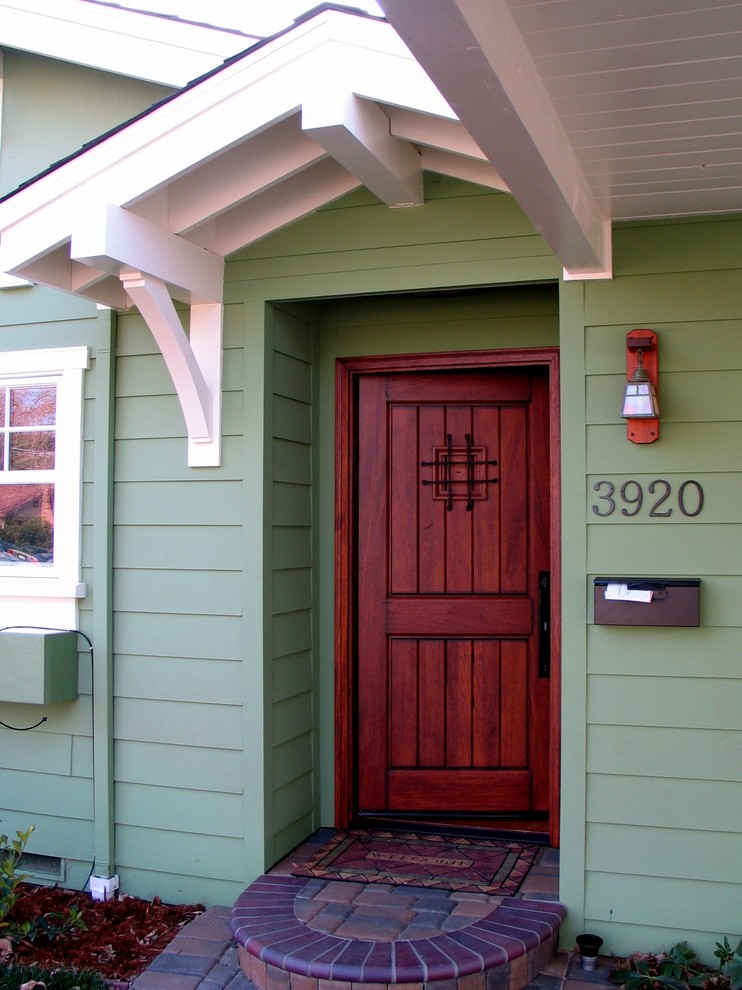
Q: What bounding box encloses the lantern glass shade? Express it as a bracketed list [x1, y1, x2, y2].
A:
[621, 379, 659, 419]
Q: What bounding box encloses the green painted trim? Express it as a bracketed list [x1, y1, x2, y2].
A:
[240, 300, 269, 879]
[92, 308, 116, 877]
[262, 302, 276, 866]
[557, 279, 588, 945]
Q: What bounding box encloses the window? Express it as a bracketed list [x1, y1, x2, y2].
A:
[0, 347, 88, 600]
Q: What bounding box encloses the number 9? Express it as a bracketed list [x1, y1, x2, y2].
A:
[620, 480, 643, 516]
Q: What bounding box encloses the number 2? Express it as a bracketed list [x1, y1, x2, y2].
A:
[648, 479, 672, 517]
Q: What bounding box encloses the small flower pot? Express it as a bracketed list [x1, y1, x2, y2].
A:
[576, 934, 604, 971]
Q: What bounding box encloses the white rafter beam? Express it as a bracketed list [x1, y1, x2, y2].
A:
[121, 273, 222, 466]
[388, 107, 486, 160]
[419, 149, 508, 192]
[191, 157, 362, 256]
[72, 203, 224, 304]
[150, 115, 328, 235]
[303, 92, 423, 208]
[378, 0, 612, 277]
[16, 244, 130, 308]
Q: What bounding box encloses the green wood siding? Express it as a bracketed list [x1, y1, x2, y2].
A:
[560, 214, 742, 959]
[108, 302, 252, 903]
[266, 304, 316, 862]
[225, 177, 558, 305]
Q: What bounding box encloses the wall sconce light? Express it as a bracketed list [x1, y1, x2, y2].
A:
[621, 329, 659, 443]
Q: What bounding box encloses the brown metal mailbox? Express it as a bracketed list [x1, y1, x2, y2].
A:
[593, 578, 701, 627]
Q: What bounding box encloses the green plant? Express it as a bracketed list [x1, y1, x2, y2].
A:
[0, 964, 107, 990]
[610, 938, 742, 990]
[716, 938, 742, 990]
[0, 826, 86, 948]
[13, 903, 86, 945]
[0, 826, 34, 933]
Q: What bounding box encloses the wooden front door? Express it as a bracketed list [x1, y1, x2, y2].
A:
[353, 365, 552, 820]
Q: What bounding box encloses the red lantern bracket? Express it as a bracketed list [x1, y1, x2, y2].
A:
[625, 329, 659, 444]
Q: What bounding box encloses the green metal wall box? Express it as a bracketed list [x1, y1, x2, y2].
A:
[0, 630, 79, 704]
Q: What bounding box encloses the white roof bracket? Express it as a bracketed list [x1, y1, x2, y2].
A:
[72, 202, 225, 304]
[302, 92, 423, 208]
[121, 273, 222, 467]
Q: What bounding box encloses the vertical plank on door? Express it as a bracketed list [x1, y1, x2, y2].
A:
[473, 639, 501, 767]
[390, 404, 419, 594]
[444, 405, 474, 594]
[500, 406, 528, 594]
[390, 638, 419, 767]
[446, 639, 473, 767]
[500, 640, 528, 766]
[418, 406, 446, 594]
[473, 404, 501, 595]
[419, 639, 446, 766]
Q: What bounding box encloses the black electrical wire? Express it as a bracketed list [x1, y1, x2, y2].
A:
[0, 715, 47, 730]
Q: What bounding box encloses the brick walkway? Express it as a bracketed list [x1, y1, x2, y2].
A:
[131, 904, 251, 990]
[130, 831, 613, 990]
[131, 905, 614, 990]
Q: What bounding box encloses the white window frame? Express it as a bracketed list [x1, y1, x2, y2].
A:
[0, 346, 88, 603]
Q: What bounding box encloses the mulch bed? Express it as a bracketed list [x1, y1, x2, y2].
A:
[1, 884, 204, 982]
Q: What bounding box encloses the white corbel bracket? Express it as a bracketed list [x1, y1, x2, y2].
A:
[73, 202, 224, 303]
[121, 273, 223, 467]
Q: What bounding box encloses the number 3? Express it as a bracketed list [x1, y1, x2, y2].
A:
[592, 480, 616, 516]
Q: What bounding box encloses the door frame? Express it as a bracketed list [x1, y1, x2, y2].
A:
[334, 347, 561, 845]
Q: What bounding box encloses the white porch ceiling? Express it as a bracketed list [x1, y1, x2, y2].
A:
[380, 0, 742, 276]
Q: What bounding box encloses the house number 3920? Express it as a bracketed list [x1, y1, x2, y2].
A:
[592, 479, 705, 518]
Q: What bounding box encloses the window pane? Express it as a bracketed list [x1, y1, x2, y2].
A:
[10, 431, 55, 470]
[10, 386, 56, 426]
[0, 391, 5, 428]
[0, 483, 54, 565]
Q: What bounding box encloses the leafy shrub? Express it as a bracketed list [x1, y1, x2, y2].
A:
[0, 827, 85, 946]
[610, 938, 742, 990]
[0, 827, 34, 934]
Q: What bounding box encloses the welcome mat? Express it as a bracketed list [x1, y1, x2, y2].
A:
[292, 829, 541, 894]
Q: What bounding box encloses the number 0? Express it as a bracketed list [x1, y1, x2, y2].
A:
[678, 480, 704, 517]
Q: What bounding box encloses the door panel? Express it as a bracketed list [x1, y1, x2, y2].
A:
[356, 368, 550, 818]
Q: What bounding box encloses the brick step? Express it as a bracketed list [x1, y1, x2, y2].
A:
[231, 874, 566, 990]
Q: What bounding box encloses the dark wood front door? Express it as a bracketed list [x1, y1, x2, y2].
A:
[354, 366, 551, 820]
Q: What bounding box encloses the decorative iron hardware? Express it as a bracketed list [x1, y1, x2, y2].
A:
[421, 433, 498, 510]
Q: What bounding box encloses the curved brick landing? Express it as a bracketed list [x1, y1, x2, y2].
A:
[231, 874, 566, 990]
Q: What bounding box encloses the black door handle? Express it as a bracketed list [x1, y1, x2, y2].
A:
[538, 571, 550, 678]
